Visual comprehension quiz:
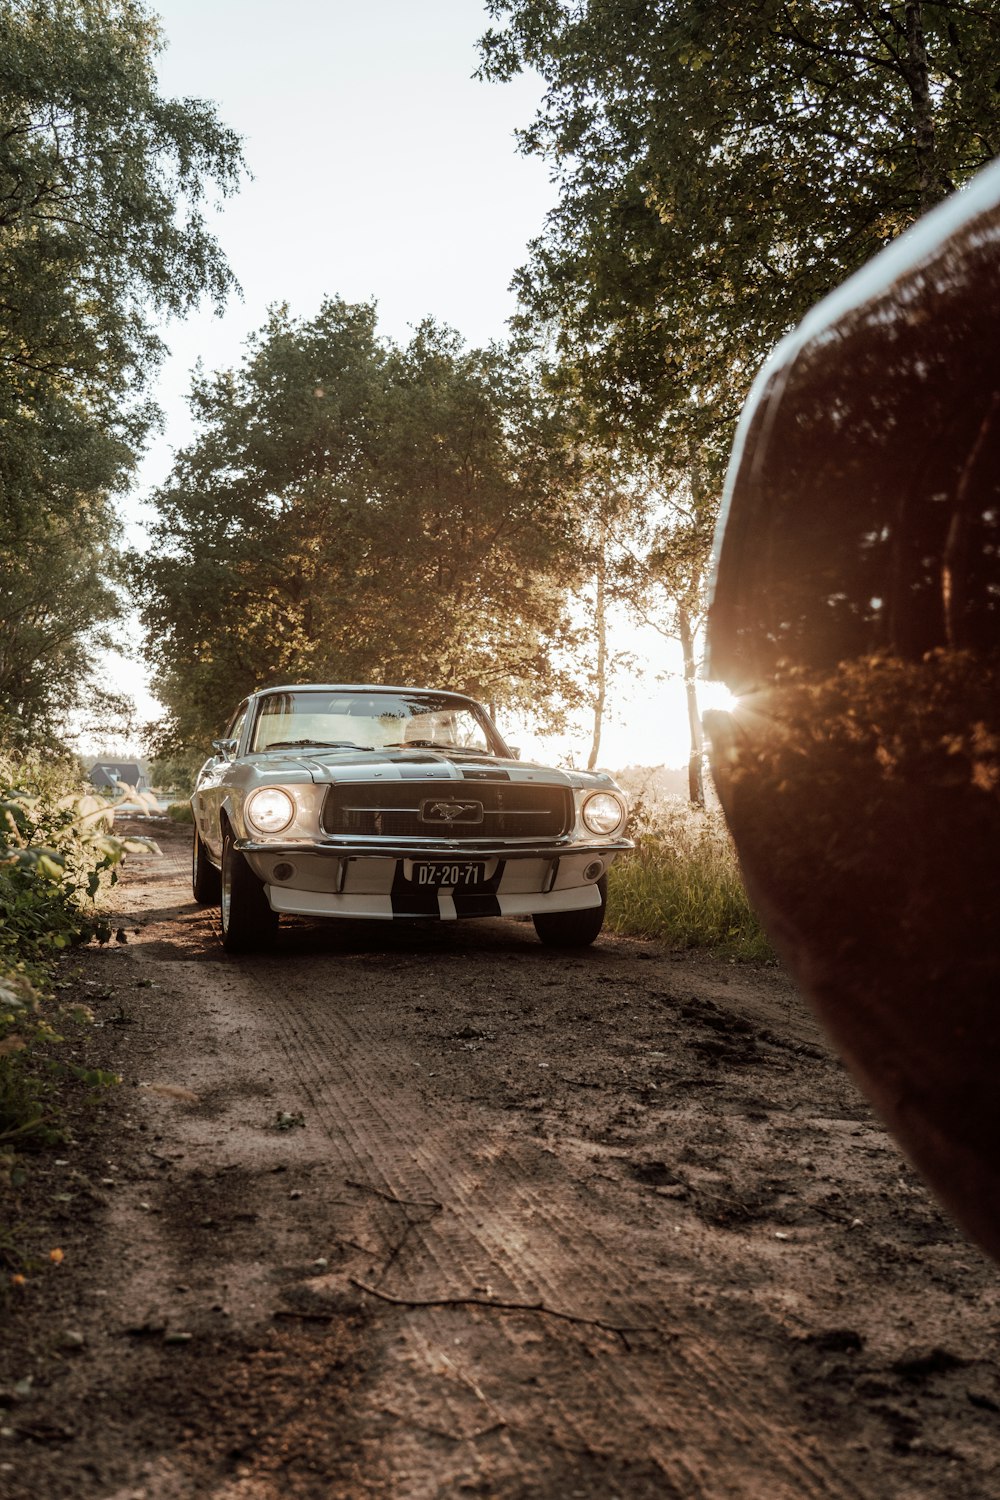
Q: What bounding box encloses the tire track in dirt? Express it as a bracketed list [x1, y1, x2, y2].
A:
[213, 944, 865, 1499]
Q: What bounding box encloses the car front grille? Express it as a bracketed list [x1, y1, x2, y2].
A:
[321, 780, 574, 839]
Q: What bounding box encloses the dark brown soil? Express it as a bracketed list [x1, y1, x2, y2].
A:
[2, 819, 999, 1498]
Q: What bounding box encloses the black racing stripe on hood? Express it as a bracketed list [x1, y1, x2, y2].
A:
[396, 763, 457, 780]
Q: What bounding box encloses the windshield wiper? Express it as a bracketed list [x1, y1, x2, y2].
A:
[383, 740, 498, 755]
[260, 740, 376, 751]
[382, 739, 442, 749]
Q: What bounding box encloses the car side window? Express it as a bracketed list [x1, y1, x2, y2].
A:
[225, 701, 250, 752]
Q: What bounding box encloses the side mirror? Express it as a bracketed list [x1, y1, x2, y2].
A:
[211, 737, 239, 761]
[507, 744, 522, 760]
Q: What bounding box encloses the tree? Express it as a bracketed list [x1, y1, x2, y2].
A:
[0, 0, 243, 423]
[617, 483, 717, 803]
[480, 0, 1000, 785]
[0, 427, 125, 736]
[480, 0, 1000, 448]
[133, 301, 584, 752]
[563, 430, 714, 798]
[0, 0, 245, 734]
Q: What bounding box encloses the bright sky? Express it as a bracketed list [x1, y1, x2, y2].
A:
[111, 0, 728, 771]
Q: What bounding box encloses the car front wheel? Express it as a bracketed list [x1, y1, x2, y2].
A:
[220, 828, 278, 952]
[192, 824, 221, 905]
[532, 877, 607, 949]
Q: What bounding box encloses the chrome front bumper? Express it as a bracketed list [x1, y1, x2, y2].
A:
[236, 838, 632, 921]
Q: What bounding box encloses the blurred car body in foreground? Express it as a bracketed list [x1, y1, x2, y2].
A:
[706, 159, 1000, 1262]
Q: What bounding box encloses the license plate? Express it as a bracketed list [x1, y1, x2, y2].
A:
[411, 862, 486, 888]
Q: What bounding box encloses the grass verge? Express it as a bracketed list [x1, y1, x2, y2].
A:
[606, 799, 773, 961]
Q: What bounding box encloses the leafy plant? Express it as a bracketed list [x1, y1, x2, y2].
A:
[0, 750, 150, 1157]
[607, 798, 772, 960]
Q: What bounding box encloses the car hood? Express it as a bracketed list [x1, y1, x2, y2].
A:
[247, 746, 620, 791]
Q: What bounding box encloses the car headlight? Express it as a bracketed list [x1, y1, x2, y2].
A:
[245, 786, 295, 834]
[582, 791, 626, 835]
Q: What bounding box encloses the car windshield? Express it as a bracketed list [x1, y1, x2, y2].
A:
[249, 691, 505, 756]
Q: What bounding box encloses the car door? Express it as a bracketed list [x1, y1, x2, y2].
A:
[195, 699, 250, 860]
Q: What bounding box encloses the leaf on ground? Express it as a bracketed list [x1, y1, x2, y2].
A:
[140, 1083, 201, 1103]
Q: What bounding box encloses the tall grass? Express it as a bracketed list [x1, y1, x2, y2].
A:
[606, 798, 773, 960]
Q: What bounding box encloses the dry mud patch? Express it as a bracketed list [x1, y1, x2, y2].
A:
[2, 819, 999, 1499]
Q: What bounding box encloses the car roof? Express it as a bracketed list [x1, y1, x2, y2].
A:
[251, 684, 480, 702]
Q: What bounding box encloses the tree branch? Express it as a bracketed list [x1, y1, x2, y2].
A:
[349, 1277, 657, 1348]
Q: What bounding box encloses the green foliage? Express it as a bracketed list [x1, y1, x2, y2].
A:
[166, 802, 194, 823]
[0, 475, 126, 734]
[0, 0, 243, 420]
[133, 301, 585, 752]
[480, 1, 1000, 789]
[0, 749, 147, 1152]
[0, 0, 245, 734]
[607, 799, 772, 959]
[148, 753, 201, 797]
[479, 1, 1000, 464]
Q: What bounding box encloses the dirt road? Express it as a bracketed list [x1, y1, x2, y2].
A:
[4, 821, 1000, 1498]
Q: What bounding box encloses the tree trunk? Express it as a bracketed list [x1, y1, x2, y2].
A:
[679, 602, 705, 806]
[904, 1, 949, 211]
[586, 539, 607, 771]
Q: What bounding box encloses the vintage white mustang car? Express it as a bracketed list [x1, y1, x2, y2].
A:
[191, 684, 633, 951]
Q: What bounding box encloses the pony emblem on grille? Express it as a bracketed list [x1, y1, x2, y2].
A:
[420, 799, 484, 824]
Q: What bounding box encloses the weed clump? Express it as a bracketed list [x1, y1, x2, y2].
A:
[606, 796, 771, 960]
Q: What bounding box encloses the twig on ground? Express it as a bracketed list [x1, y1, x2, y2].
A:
[349, 1278, 654, 1348]
[336, 1235, 382, 1257]
[345, 1178, 443, 1213]
[374, 1217, 423, 1285]
[378, 1405, 504, 1445]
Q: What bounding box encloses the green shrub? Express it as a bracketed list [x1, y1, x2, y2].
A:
[0, 750, 150, 1156]
[607, 798, 773, 960]
[166, 801, 193, 823]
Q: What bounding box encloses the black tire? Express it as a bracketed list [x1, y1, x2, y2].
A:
[220, 827, 278, 952]
[192, 824, 221, 906]
[532, 876, 607, 949]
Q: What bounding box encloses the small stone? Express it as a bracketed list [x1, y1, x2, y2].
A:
[60, 1330, 86, 1350]
[163, 1331, 193, 1345]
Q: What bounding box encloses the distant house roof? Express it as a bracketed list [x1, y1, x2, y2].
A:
[89, 761, 146, 790]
